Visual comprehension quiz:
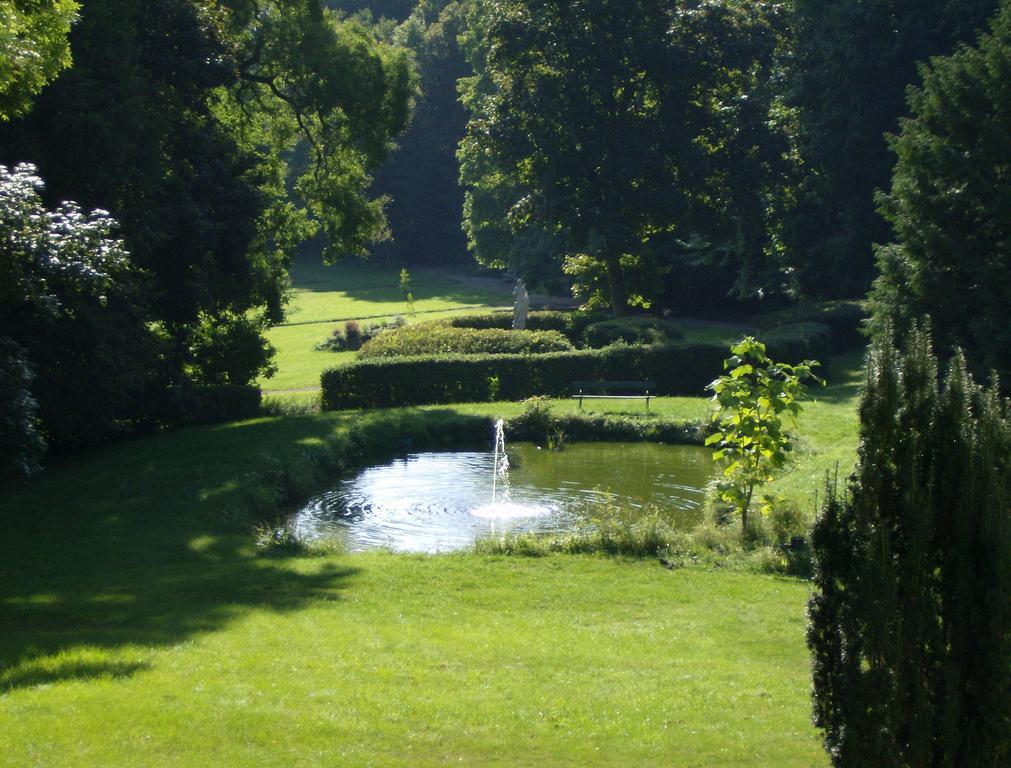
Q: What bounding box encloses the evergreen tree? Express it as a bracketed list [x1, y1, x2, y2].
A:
[870, 1, 1011, 383]
[787, 0, 997, 299]
[808, 326, 1011, 767]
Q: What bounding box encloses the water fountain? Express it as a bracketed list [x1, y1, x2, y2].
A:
[471, 420, 551, 520]
[292, 423, 715, 552]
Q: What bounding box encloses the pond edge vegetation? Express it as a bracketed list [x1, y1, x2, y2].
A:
[248, 400, 811, 577]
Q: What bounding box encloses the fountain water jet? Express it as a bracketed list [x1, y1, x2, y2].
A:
[471, 419, 552, 520]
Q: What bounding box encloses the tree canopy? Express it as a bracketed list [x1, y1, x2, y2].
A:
[870, 1, 1011, 383]
[786, 0, 998, 299]
[0, 0, 414, 383]
[0, 0, 78, 121]
[459, 0, 793, 314]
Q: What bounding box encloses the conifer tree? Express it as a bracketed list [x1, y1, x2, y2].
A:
[808, 326, 1011, 767]
[870, 1, 1011, 383]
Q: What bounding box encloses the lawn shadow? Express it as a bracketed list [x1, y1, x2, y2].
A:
[0, 415, 364, 693]
[809, 350, 866, 404]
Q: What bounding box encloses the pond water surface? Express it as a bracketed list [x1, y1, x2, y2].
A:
[293, 442, 714, 553]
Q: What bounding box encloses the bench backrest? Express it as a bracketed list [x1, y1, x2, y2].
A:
[572, 380, 655, 393]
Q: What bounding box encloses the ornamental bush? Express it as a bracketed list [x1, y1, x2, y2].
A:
[446, 310, 604, 342]
[582, 316, 685, 348]
[358, 324, 574, 358]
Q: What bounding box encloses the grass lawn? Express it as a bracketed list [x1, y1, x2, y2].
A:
[0, 400, 839, 766]
[260, 258, 512, 391]
[259, 255, 757, 392]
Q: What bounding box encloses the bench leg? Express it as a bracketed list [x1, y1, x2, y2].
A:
[578, 393, 584, 411]
[646, 393, 651, 413]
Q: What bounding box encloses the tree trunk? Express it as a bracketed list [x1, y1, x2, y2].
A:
[604, 253, 629, 316]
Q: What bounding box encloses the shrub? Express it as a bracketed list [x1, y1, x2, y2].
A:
[358, 325, 574, 358]
[760, 300, 866, 352]
[316, 315, 406, 352]
[343, 320, 362, 350]
[582, 316, 684, 348]
[324, 342, 728, 409]
[706, 337, 821, 532]
[187, 311, 276, 385]
[448, 310, 605, 343]
[761, 322, 832, 364]
[808, 327, 1011, 767]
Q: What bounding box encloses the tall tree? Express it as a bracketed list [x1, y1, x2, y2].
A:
[808, 326, 1011, 767]
[372, 0, 473, 267]
[459, 0, 793, 314]
[786, 0, 998, 299]
[0, 0, 414, 384]
[870, 1, 1011, 383]
[0, 0, 78, 121]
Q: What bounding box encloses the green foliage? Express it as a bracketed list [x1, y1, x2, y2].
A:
[0, 0, 77, 120]
[323, 323, 831, 410]
[0, 163, 155, 450]
[447, 310, 599, 341]
[0, 0, 415, 388]
[0, 336, 43, 481]
[759, 322, 833, 362]
[459, 0, 795, 312]
[870, 4, 1011, 383]
[506, 403, 704, 447]
[160, 384, 263, 428]
[323, 342, 729, 409]
[808, 326, 1011, 767]
[357, 324, 574, 357]
[759, 300, 866, 352]
[186, 311, 277, 386]
[368, 0, 474, 266]
[316, 315, 406, 352]
[786, 0, 998, 298]
[582, 317, 685, 349]
[706, 337, 820, 531]
[398, 267, 415, 312]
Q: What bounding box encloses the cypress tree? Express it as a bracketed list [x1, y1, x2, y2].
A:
[808, 326, 1011, 767]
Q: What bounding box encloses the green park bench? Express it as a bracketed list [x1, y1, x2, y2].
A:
[572, 380, 656, 412]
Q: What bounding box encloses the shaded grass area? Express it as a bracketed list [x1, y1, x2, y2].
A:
[0, 404, 831, 766]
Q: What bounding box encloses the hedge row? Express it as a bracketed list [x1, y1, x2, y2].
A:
[322, 323, 832, 411]
[322, 343, 719, 410]
[358, 325, 574, 358]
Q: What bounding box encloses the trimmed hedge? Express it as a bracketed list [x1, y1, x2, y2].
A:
[322, 323, 831, 411]
[761, 322, 833, 363]
[506, 411, 706, 445]
[358, 325, 573, 358]
[447, 310, 606, 343]
[323, 343, 725, 410]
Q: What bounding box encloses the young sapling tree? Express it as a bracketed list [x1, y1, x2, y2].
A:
[705, 337, 821, 532]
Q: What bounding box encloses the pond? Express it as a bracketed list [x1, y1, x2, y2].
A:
[293, 442, 715, 553]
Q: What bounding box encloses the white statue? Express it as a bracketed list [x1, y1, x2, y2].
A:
[512, 279, 529, 330]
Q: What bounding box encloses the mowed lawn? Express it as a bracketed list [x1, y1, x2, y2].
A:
[259, 258, 513, 391]
[0, 406, 836, 767]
